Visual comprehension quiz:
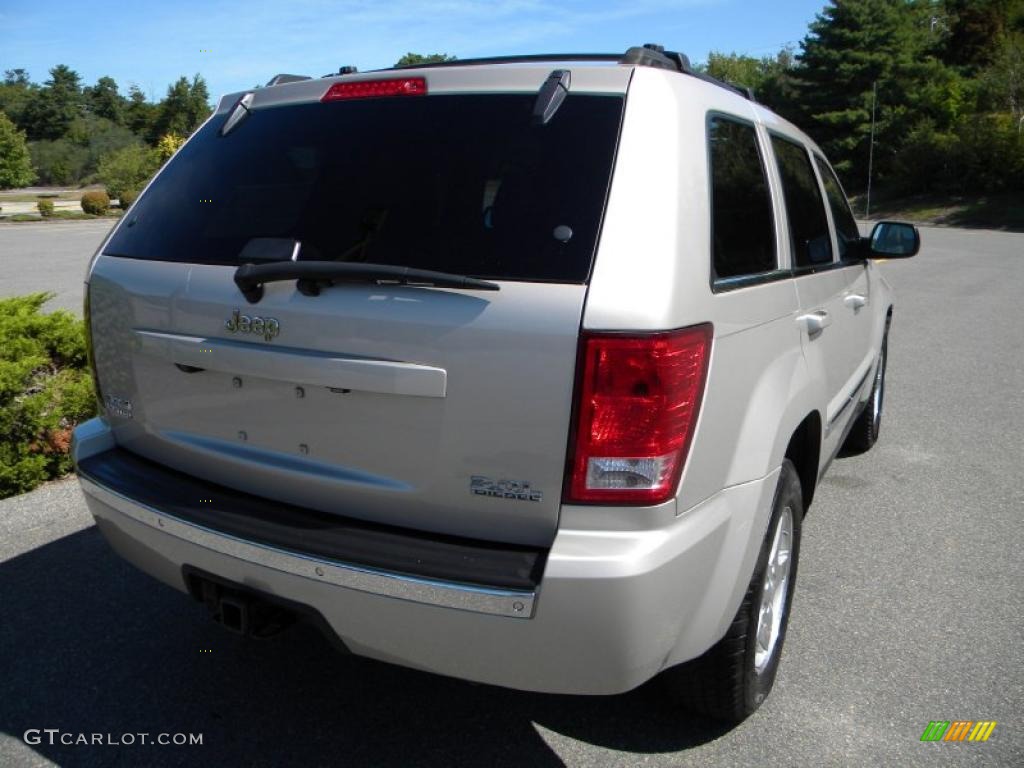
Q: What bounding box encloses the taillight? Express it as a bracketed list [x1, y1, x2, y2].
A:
[565, 324, 713, 505]
[321, 77, 427, 102]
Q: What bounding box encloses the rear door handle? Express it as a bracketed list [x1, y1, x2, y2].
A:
[844, 294, 868, 310]
[797, 310, 832, 336]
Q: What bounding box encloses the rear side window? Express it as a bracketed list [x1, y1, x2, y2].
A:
[103, 94, 625, 283]
[770, 136, 833, 268]
[708, 116, 776, 282]
[814, 156, 861, 259]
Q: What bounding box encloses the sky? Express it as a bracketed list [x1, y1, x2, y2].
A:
[1, 0, 827, 105]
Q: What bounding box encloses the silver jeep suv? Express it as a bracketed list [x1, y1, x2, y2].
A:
[73, 45, 919, 722]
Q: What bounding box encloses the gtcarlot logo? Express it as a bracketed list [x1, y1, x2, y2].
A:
[23, 729, 203, 747]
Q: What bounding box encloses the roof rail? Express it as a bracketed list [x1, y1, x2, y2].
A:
[387, 45, 755, 102]
[391, 53, 624, 70]
[623, 44, 755, 101]
[266, 74, 312, 87]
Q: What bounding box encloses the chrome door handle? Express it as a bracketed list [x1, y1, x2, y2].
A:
[844, 294, 868, 310]
[797, 310, 832, 336]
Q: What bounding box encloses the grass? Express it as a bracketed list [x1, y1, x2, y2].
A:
[0, 210, 122, 223]
[850, 192, 1024, 232]
[0, 190, 89, 203]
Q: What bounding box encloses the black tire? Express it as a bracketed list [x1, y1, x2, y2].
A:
[841, 328, 888, 456]
[659, 459, 803, 723]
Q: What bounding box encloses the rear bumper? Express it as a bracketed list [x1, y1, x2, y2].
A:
[73, 418, 778, 695]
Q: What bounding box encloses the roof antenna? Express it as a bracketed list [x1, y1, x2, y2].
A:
[533, 69, 571, 125]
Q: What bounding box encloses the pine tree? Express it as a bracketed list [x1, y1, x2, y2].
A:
[150, 75, 211, 142]
[0, 70, 35, 128]
[944, 0, 1024, 70]
[21, 65, 83, 140]
[795, 0, 952, 186]
[85, 76, 125, 124]
[124, 85, 157, 138]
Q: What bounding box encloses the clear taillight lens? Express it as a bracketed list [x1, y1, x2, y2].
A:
[565, 324, 713, 505]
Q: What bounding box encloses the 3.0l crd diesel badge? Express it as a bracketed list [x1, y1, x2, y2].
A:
[470, 476, 543, 502]
[225, 309, 280, 341]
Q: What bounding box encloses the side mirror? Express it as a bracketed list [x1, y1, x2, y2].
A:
[867, 221, 920, 258]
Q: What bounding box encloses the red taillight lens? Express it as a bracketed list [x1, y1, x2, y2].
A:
[321, 77, 427, 102]
[566, 324, 713, 505]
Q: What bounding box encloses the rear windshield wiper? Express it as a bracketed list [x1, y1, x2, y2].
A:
[234, 260, 500, 303]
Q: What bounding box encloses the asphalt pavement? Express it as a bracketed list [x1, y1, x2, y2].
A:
[0, 223, 1021, 766]
[0, 220, 114, 312]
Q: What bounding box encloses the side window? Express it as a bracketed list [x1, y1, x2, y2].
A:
[708, 116, 776, 282]
[770, 136, 833, 268]
[814, 155, 861, 260]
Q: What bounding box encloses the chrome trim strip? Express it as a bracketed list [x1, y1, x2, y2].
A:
[134, 329, 448, 398]
[712, 269, 791, 294]
[826, 362, 874, 434]
[79, 475, 535, 619]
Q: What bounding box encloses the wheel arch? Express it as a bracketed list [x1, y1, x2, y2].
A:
[783, 412, 822, 513]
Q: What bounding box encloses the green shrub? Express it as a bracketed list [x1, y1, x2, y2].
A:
[29, 138, 89, 186]
[80, 190, 110, 215]
[0, 294, 96, 498]
[118, 188, 139, 209]
[97, 144, 160, 201]
[36, 199, 54, 217]
[156, 132, 185, 161]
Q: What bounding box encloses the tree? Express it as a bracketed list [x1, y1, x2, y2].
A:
[394, 52, 456, 67]
[0, 111, 35, 188]
[703, 49, 800, 118]
[155, 133, 185, 161]
[85, 76, 125, 124]
[21, 65, 83, 140]
[704, 52, 767, 90]
[64, 113, 141, 182]
[124, 85, 157, 139]
[150, 75, 211, 142]
[980, 31, 1024, 113]
[4, 69, 30, 86]
[755, 50, 803, 122]
[794, 0, 954, 187]
[28, 139, 89, 186]
[0, 69, 36, 129]
[944, 0, 1024, 70]
[97, 144, 160, 200]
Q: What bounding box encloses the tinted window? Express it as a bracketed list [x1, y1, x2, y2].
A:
[770, 136, 833, 268]
[708, 117, 776, 281]
[814, 155, 861, 259]
[104, 94, 624, 283]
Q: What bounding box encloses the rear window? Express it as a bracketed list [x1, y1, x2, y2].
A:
[103, 93, 625, 283]
[708, 116, 776, 281]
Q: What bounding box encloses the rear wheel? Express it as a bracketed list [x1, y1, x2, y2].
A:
[842, 329, 888, 455]
[659, 460, 803, 723]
